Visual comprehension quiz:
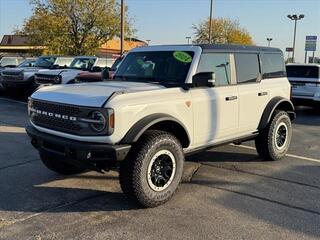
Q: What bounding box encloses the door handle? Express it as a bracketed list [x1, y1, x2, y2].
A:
[225, 96, 238, 101]
[258, 92, 268, 96]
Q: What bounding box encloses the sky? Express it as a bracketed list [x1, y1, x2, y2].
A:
[0, 0, 319, 62]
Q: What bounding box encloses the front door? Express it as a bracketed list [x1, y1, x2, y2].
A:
[191, 52, 239, 146]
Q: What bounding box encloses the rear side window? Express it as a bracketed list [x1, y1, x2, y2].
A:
[286, 66, 319, 79]
[197, 53, 231, 86]
[262, 53, 286, 79]
[235, 54, 260, 84]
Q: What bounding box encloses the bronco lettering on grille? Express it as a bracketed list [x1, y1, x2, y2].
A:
[30, 108, 77, 121]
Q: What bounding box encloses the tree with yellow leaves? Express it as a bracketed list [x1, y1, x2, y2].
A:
[17, 0, 135, 55]
[193, 18, 254, 45]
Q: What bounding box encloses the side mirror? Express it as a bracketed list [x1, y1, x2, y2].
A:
[91, 66, 102, 72]
[192, 72, 216, 87]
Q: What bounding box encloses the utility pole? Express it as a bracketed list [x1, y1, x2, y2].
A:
[267, 38, 273, 47]
[120, 0, 125, 54]
[186, 37, 191, 44]
[287, 14, 304, 63]
[208, 0, 213, 44]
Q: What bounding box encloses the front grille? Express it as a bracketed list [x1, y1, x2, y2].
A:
[29, 99, 108, 136]
[2, 71, 23, 81]
[35, 74, 58, 84]
[2, 70, 22, 76]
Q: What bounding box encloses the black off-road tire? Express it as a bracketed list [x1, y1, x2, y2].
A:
[255, 110, 292, 161]
[119, 130, 184, 208]
[40, 152, 86, 175]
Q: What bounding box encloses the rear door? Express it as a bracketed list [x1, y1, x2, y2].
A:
[235, 53, 266, 134]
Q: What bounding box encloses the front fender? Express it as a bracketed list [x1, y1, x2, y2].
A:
[121, 113, 190, 145]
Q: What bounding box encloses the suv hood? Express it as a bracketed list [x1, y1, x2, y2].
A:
[31, 81, 165, 107]
[37, 69, 82, 76]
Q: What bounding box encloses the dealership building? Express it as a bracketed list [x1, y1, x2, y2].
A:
[0, 34, 146, 58]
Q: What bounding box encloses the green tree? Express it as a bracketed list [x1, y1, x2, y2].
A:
[18, 0, 134, 55]
[192, 18, 254, 45]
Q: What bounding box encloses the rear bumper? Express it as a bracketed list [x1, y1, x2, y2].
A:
[26, 125, 131, 169]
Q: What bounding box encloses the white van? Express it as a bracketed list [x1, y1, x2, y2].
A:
[286, 64, 320, 106]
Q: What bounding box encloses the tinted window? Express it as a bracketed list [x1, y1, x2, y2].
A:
[197, 53, 231, 86]
[262, 53, 285, 78]
[115, 51, 194, 83]
[286, 65, 319, 79]
[235, 54, 260, 83]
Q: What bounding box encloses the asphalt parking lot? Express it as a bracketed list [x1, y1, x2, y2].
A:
[0, 96, 319, 240]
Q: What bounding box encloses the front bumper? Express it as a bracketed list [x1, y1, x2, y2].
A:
[2, 78, 32, 89]
[26, 125, 131, 170]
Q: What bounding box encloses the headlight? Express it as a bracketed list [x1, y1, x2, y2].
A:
[89, 111, 107, 132]
[83, 109, 114, 134]
[54, 75, 62, 84]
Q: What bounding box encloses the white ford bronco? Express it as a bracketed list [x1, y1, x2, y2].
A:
[26, 45, 296, 207]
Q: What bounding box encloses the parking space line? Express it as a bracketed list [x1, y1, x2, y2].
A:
[0, 97, 27, 105]
[232, 144, 320, 164]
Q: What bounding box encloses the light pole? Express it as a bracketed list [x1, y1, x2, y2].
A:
[267, 38, 273, 47]
[287, 14, 304, 63]
[208, 0, 213, 44]
[120, 0, 125, 54]
[186, 37, 191, 44]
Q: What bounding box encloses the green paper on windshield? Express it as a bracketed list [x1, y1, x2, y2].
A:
[173, 51, 193, 63]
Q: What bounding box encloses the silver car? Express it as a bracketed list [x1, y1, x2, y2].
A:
[286, 64, 320, 106]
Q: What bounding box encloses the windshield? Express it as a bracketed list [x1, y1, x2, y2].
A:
[115, 51, 194, 84]
[0, 57, 19, 67]
[69, 58, 96, 70]
[18, 60, 35, 68]
[286, 65, 319, 79]
[34, 57, 57, 68]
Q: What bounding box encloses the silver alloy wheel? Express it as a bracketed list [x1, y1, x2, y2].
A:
[274, 122, 288, 151]
[147, 149, 176, 192]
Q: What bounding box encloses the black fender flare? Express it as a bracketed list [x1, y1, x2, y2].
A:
[121, 113, 191, 146]
[258, 97, 296, 130]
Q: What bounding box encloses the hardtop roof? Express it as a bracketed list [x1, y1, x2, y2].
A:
[134, 44, 282, 53]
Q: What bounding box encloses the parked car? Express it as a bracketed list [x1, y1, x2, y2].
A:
[286, 63, 320, 106]
[34, 56, 114, 86]
[1, 56, 74, 93]
[26, 44, 295, 208]
[0, 58, 36, 90]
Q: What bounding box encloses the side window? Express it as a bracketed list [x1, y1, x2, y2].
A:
[262, 53, 285, 79]
[197, 53, 231, 86]
[235, 54, 260, 84]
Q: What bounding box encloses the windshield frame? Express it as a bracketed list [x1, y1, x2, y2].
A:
[115, 46, 202, 85]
